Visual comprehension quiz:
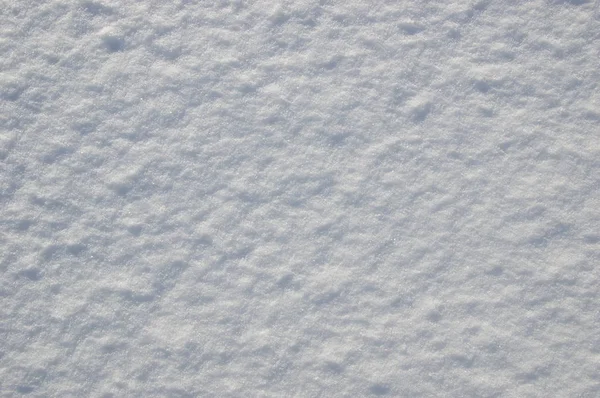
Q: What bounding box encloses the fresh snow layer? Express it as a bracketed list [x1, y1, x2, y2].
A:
[1, 0, 600, 397]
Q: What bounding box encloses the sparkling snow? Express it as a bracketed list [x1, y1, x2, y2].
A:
[2, 1, 599, 396]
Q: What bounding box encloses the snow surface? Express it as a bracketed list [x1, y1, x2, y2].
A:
[1, 0, 600, 396]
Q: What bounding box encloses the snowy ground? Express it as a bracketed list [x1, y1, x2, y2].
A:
[1, 0, 599, 396]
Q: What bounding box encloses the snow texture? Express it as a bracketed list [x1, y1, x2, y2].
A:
[1, 0, 600, 396]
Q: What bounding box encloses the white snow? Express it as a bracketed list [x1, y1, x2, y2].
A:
[2, 0, 599, 396]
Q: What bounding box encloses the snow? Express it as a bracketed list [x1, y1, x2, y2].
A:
[1, 0, 599, 396]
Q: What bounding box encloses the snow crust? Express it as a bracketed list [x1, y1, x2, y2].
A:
[2, 0, 599, 396]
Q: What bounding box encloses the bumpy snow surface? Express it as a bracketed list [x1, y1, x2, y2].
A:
[2, 1, 599, 396]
